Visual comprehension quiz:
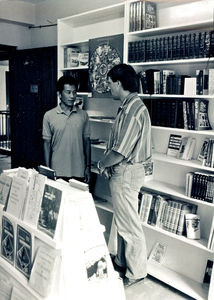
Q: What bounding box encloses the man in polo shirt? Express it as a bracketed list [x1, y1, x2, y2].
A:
[97, 64, 152, 287]
[42, 75, 91, 182]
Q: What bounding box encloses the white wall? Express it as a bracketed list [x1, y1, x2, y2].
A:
[0, 0, 213, 49]
[30, 0, 122, 48]
[0, 22, 32, 49]
[0, 66, 9, 111]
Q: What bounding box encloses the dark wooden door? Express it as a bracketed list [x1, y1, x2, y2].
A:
[9, 46, 57, 168]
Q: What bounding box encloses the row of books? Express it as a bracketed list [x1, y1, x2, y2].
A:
[186, 171, 214, 203]
[128, 30, 214, 62]
[143, 98, 210, 130]
[198, 138, 214, 168]
[138, 192, 198, 236]
[182, 98, 210, 131]
[138, 69, 214, 96]
[167, 134, 196, 161]
[129, 1, 157, 32]
[196, 69, 214, 95]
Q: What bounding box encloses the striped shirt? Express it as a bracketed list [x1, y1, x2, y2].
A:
[106, 92, 152, 164]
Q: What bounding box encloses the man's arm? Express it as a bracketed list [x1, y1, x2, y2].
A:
[83, 137, 91, 183]
[99, 150, 124, 169]
[43, 140, 51, 168]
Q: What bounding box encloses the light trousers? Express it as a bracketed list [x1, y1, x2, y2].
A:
[109, 163, 147, 280]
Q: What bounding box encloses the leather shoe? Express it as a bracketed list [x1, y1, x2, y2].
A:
[110, 255, 126, 278]
[123, 276, 145, 288]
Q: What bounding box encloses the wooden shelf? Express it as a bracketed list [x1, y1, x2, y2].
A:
[139, 94, 214, 99]
[94, 199, 114, 213]
[94, 200, 212, 252]
[89, 117, 114, 124]
[60, 3, 124, 27]
[152, 126, 214, 136]
[141, 180, 214, 207]
[60, 40, 88, 47]
[91, 143, 106, 150]
[152, 152, 214, 172]
[143, 223, 210, 252]
[128, 19, 214, 38]
[130, 57, 214, 67]
[148, 261, 209, 300]
[60, 66, 88, 71]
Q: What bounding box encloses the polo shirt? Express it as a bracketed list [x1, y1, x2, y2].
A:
[42, 104, 90, 177]
[106, 92, 151, 164]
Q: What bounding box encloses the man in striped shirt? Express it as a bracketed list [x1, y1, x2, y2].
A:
[97, 64, 152, 287]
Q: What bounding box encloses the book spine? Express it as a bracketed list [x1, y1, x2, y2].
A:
[182, 100, 188, 130]
[208, 69, 214, 95]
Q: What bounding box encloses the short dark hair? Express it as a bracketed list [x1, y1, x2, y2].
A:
[56, 75, 78, 94]
[107, 64, 138, 93]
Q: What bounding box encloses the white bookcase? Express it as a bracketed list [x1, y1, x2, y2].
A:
[57, 1, 214, 299]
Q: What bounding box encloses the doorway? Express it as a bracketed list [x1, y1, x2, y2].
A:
[0, 45, 16, 155]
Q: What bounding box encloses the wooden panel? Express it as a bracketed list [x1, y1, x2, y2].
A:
[9, 46, 57, 168]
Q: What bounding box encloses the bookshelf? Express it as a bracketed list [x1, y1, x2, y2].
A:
[57, 1, 214, 299]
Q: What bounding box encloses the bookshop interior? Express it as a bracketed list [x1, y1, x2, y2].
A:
[0, 0, 214, 299]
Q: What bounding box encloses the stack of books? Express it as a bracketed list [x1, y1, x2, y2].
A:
[138, 192, 198, 236]
[186, 171, 214, 203]
[128, 30, 214, 63]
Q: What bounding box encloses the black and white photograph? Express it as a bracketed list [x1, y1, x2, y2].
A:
[0, 0, 213, 299]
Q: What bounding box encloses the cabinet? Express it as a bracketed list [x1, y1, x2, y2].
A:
[57, 1, 214, 299]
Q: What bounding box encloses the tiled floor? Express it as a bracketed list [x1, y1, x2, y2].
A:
[0, 154, 194, 299]
[124, 275, 194, 300]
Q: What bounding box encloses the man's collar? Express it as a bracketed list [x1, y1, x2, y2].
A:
[56, 104, 78, 114]
[119, 92, 138, 111]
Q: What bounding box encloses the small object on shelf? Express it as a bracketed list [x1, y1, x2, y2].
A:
[64, 46, 80, 68]
[166, 134, 182, 157]
[69, 178, 89, 191]
[38, 165, 56, 181]
[129, 1, 157, 32]
[148, 242, 167, 264]
[203, 260, 213, 284]
[185, 214, 200, 240]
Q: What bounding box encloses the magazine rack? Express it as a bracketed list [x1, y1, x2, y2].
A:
[0, 173, 125, 300]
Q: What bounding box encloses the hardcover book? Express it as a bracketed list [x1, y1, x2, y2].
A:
[142, 1, 157, 30]
[166, 134, 182, 157]
[194, 98, 211, 130]
[37, 183, 63, 238]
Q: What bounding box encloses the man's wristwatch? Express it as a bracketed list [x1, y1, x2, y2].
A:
[97, 161, 105, 174]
